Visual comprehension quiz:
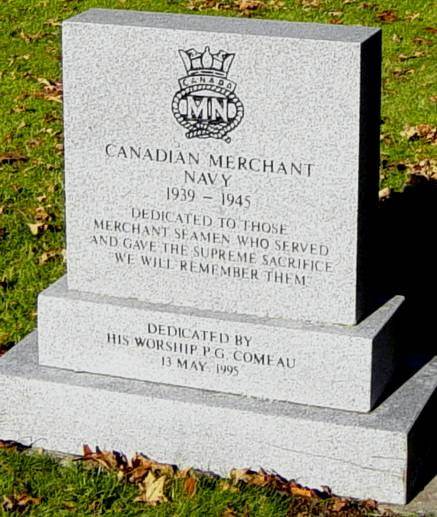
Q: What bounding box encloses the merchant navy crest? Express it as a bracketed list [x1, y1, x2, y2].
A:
[172, 46, 244, 143]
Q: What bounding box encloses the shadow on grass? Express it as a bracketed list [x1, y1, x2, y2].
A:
[377, 176, 437, 500]
[377, 176, 437, 367]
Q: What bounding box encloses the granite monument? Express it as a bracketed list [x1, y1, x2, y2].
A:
[0, 9, 435, 505]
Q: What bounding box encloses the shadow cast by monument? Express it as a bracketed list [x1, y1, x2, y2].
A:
[377, 176, 437, 497]
[377, 176, 437, 365]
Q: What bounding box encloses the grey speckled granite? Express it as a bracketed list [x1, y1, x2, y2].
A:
[62, 9, 381, 325]
[0, 332, 435, 504]
[67, 9, 379, 42]
[38, 276, 403, 412]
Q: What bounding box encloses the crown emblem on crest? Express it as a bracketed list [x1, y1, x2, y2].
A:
[172, 45, 244, 143]
[178, 47, 235, 78]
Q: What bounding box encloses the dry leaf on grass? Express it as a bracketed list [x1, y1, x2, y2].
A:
[375, 9, 397, 22]
[79, 445, 129, 477]
[135, 472, 168, 505]
[184, 475, 198, 496]
[237, 0, 266, 10]
[412, 36, 432, 46]
[401, 124, 436, 144]
[27, 222, 47, 236]
[78, 446, 176, 488]
[0, 439, 31, 451]
[399, 51, 426, 61]
[39, 248, 65, 265]
[186, 0, 282, 13]
[2, 494, 41, 512]
[378, 187, 391, 200]
[35, 206, 51, 222]
[35, 78, 63, 103]
[392, 67, 415, 78]
[288, 480, 320, 498]
[300, 0, 321, 6]
[0, 153, 28, 166]
[230, 468, 289, 491]
[407, 159, 437, 182]
[219, 479, 240, 493]
[331, 497, 351, 511]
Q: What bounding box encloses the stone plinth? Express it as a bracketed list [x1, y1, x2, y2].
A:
[38, 276, 403, 412]
[0, 333, 435, 505]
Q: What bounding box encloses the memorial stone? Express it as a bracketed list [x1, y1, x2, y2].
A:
[0, 9, 435, 505]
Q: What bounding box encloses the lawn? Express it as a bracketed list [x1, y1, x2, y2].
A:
[0, 443, 399, 515]
[0, 0, 435, 514]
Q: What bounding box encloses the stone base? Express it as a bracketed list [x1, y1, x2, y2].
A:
[37, 276, 403, 412]
[0, 331, 436, 504]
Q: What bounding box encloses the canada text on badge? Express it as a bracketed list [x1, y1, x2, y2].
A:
[172, 46, 244, 143]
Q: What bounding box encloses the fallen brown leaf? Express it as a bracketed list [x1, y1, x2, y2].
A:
[237, 0, 265, 10]
[405, 12, 420, 21]
[35, 77, 63, 103]
[19, 31, 44, 43]
[0, 153, 28, 166]
[135, 472, 168, 505]
[392, 67, 415, 78]
[230, 468, 288, 491]
[44, 18, 61, 27]
[219, 479, 240, 493]
[35, 206, 51, 222]
[0, 439, 31, 451]
[229, 467, 258, 484]
[375, 9, 397, 22]
[39, 248, 65, 265]
[79, 445, 129, 475]
[362, 498, 378, 510]
[399, 51, 426, 61]
[27, 222, 47, 236]
[378, 187, 391, 200]
[407, 159, 437, 181]
[300, 0, 321, 7]
[2, 494, 41, 513]
[184, 475, 198, 496]
[288, 480, 319, 498]
[401, 124, 436, 144]
[330, 497, 349, 511]
[412, 36, 432, 46]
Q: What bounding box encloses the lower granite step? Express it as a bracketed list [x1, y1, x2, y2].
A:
[0, 331, 436, 504]
[37, 276, 404, 412]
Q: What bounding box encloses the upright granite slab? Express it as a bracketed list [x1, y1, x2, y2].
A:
[38, 276, 403, 412]
[62, 9, 381, 325]
[0, 333, 436, 505]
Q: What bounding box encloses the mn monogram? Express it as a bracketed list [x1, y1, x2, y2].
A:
[172, 46, 244, 143]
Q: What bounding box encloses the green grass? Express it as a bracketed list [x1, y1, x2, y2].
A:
[0, 0, 435, 513]
[0, 449, 292, 516]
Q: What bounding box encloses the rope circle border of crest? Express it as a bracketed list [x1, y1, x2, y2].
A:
[172, 83, 244, 144]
